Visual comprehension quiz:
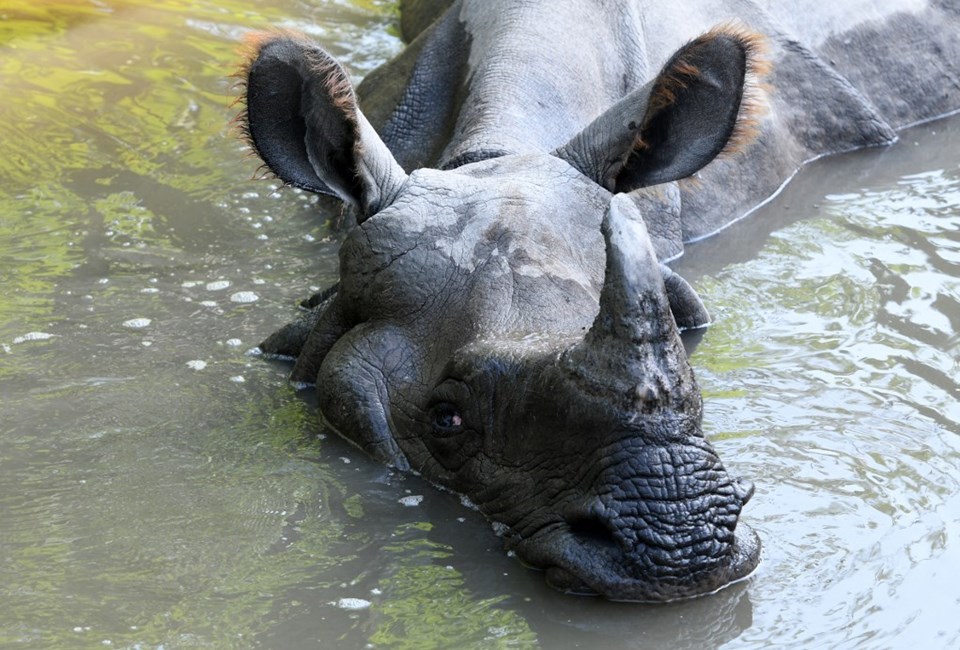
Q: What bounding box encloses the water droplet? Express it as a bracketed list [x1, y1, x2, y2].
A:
[491, 521, 509, 537]
[122, 318, 151, 329]
[13, 331, 55, 343]
[399, 495, 423, 507]
[335, 598, 371, 610]
[230, 291, 259, 304]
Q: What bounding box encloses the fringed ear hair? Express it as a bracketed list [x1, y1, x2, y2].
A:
[231, 30, 310, 184]
[235, 31, 407, 221]
[688, 23, 771, 161]
[616, 24, 769, 191]
[554, 24, 769, 193]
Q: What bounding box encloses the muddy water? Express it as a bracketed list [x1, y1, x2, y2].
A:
[1, 2, 958, 648]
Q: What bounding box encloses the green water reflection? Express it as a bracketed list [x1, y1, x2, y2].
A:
[0, 1, 536, 648]
[0, 0, 397, 331]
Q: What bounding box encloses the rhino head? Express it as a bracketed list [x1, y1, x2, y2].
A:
[241, 28, 762, 602]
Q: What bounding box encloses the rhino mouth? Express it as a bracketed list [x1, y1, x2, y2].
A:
[513, 521, 761, 602]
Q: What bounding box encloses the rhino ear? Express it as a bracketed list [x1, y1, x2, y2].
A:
[241, 33, 407, 221]
[660, 264, 710, 330]
[555, 26, 765, 192]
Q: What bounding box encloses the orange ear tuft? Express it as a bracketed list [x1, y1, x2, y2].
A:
[232, 29, 312, 91]
[641, 24, 771, 160]
[709, 23, 772, 160]
[229, 31, 303, 158]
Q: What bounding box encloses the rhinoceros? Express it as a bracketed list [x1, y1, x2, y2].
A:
[237, 0, 960, 601]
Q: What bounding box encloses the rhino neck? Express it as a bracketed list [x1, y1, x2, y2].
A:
[439, 0, 649, 169]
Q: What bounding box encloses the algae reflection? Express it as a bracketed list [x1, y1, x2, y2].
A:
[0, 1, 543, 647]
[0, 0, 398, 333]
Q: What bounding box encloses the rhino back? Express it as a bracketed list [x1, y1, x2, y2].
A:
[756, 0, 960, 128]
[359, 0, 960, 243]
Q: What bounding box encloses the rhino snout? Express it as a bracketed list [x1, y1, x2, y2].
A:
[503, 441, 761, 602]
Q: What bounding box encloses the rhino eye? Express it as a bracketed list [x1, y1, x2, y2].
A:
[431, 402, 463, 435]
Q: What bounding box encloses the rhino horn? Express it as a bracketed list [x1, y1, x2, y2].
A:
[588, 193, 677, 348]
[557, 193, 699, 417]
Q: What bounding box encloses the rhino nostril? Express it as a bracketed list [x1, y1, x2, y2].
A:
[567, 512, 619, 551]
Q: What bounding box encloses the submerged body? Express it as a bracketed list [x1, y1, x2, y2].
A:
[239, 0, 960, 601]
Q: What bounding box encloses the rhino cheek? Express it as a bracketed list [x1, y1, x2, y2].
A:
[418, 429, 484, 478]
[315, 325, 415, 471]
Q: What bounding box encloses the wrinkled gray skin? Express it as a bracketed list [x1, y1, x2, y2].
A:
[241, 0, 960, 602]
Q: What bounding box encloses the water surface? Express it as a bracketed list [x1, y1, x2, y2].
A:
[1, 2, 958, 648]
